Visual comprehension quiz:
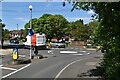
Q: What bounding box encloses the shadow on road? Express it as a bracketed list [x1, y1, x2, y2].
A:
[77, 66, 105, 80]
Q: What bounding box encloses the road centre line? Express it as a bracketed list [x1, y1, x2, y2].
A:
[54, 57, 90, 79]
[1, 67, 17, 71]
[2, 64, 31, 78]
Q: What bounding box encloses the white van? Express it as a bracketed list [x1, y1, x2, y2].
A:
[23, 33, 46, 48]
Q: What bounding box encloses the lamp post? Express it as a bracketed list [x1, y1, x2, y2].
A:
[29, 5, 32, 60]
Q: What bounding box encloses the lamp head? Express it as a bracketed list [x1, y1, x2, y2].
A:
[29, 5, 32, 10]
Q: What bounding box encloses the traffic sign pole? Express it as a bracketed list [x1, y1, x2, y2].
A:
[29, 5, 32, 60]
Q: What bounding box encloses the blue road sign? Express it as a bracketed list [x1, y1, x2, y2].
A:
[28, 29, 34, 36]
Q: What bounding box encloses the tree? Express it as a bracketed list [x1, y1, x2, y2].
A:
[0, 19, 7, 48]
[64, 2, 120, 79]
[24, 14, 69, 40]
[3, 29, 9, 39]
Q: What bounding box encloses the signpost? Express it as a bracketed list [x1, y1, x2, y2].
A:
[29, 5, 33, 60]
[28, 29, 34, 36]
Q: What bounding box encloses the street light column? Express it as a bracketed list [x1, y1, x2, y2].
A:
[29, 5, 32, 60]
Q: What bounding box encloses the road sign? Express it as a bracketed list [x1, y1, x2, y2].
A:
[12, 48, 19, 61]
[28, 29, 34, 36]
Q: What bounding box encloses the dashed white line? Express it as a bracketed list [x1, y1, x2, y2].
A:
[2, 64, 31, 78]
[1, 67, 17, 71]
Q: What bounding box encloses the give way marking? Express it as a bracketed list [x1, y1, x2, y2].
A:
[2, 64, 31, 78]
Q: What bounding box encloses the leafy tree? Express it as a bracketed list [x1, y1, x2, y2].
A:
[69, 19, 94, 41]
[2, 29, 9, 40]
[64, 2, 120, 79]
[0, 19, 9, 48]
[24, 14, 69, 40]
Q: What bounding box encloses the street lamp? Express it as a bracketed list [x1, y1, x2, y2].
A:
[29, 5, 32, 60]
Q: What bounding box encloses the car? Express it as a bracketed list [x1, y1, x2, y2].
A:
[9, 38, 19, 44]
[50, 41, 65, 48]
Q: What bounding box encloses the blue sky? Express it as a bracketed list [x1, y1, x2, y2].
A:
[2, 2, 94, 30]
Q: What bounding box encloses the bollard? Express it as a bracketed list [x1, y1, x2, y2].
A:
[12, 48, 19, 62]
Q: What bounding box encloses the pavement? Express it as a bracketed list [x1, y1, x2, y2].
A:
[0, 49, 13, 56]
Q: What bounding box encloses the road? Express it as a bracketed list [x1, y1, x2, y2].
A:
[1, 44, 103, 79]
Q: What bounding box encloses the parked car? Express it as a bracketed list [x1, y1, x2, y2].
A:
[50, 41, 65, 48]
[9, 38, 19, 44]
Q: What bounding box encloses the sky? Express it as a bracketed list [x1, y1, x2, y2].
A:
[1, 2, 95, 30]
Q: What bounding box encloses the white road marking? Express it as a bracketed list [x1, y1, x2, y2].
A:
[48, 50, 54, 54]
[71, 54, 83, 56]
[87, 53, 90, 55]
[19, 55, 25, 57]
[2, 64, 31, 78]
[1, 67, 17, 71]
[54, 58, 88, 79]
[60, 51, 78, 54]
[48, 50, 52, 53]
[79, 51, 86, 53]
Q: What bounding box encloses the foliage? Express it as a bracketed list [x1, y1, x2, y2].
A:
[66, 2, 120, 79]
[2, 29, 10, 40]
[25, 14, 69, 40]
[24, 13, 97, 42]
[69, 20, 87, 41]
[0, 19, 9, 40]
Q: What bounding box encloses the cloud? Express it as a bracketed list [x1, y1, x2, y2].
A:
[87, 10, 95, 14]
[14, 17, 29, 22]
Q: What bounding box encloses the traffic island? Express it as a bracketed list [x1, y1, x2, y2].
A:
[12, 59, 31, 65]
[31, 54, 46, 59]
